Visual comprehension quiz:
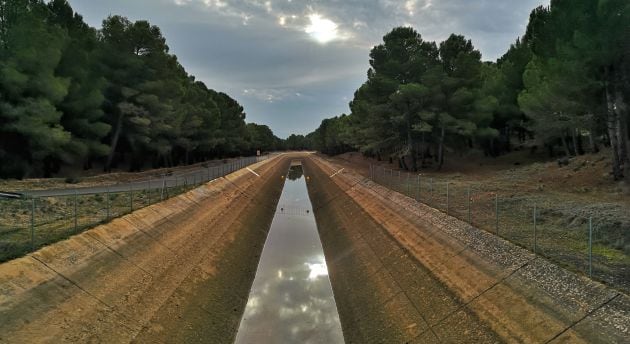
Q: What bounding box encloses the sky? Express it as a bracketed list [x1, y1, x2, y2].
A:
[67, 0, 549, 139]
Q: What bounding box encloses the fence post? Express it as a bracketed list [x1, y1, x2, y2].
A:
[533, 204, 537, 254]
[161, 177, 165, 201]
[407, 173, 410, 195]
[106, 186, 110, 220]
[30, 197, 35, 250]
[467, 186, 471, 223]
[495, 193, 499, 235]
[589, 216, 593, 278]
[446, 182, 450, 215]
[74, 190, 78, 232]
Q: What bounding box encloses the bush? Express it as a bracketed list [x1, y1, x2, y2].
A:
[65, 176, 81, 184]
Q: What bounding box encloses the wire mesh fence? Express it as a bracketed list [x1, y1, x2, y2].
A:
[0, 156, 267, 263]
[370, 164, 630, 293]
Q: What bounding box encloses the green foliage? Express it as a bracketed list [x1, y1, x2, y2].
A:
[0, 0, 280, 178]
[285, 134, 310, 151]
[313, 27, 495, 170]
[309, 1, 629, 181]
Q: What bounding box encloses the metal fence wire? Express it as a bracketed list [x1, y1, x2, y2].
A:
[0, 156, 267, 263]
[369, 164, 629, 293]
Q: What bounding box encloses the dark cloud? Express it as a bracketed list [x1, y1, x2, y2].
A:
[67, 0, 548, 138]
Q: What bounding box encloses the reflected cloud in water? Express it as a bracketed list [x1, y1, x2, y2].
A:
[235, 164, 343, 344]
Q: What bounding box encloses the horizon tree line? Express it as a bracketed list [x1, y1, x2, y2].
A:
[0, 0, 284, 179]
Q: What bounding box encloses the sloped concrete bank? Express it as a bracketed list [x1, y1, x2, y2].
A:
[0, 154, 292, 343]
[304, 155, 629, 343]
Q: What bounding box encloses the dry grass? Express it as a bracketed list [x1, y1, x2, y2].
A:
[0, 184, 191, 262]
[0, 158, 234, 193]
[331, 148, 630, 292]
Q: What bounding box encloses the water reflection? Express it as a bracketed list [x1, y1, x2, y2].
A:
[287, 165, 304, 180]
[235, 165, 344, 344]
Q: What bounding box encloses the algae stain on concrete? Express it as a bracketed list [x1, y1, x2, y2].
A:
[235, 162, 344, 344]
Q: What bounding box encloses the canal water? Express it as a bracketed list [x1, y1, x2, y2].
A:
[234, 162, 344, 344]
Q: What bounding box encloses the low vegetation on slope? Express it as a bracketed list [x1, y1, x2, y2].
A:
[332, 148, 630, 291]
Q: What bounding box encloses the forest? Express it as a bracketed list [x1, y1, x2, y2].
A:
[0, 0, 284, 179]
[307, 0, 630, 180]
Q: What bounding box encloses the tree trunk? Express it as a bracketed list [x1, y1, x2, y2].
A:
[614, 86, 629, 179]
[407, 121, 417, 172]
[560, 133, 571, 157]
[403, 157, 410, 170]
[547, 144, 554, 158]
[588, 130, 599, 154]
[420, 131, 425, 167]
[605, 73, 623, 180]
[505, 125, 511, 152]
[105, 112, 123, 172]
[571, 128, 580, 156]
[438, 125, 445, 169]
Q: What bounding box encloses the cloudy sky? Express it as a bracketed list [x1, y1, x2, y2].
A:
[68, 0, 548, 138]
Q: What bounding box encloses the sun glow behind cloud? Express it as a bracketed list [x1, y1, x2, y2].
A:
[147, 0, 551, 137]
[304, 14, 339, 44]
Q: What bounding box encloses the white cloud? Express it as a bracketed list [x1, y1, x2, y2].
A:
[242, 88, 293, 103]
[304, 14, 339, 44]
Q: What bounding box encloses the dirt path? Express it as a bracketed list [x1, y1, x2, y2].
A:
[0, 154, 291, 343]
[305, 155, 629, 343]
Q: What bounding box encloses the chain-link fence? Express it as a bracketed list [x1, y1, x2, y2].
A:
[369, 165, 630, 293]
[0, 156, 267, 263]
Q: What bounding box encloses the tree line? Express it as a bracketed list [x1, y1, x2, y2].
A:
[0, 0, 284, 179]
[307, 0, 629, 180]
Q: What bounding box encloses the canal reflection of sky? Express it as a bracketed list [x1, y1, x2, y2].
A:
[235, 165, 344, 344]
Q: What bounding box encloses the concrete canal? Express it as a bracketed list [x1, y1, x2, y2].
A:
[235, 161, 344, 343]
[0, 153, 627, 343]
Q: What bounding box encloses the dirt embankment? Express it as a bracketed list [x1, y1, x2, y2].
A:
[0, 154, 293, 343]
[304, 156, 629, 343]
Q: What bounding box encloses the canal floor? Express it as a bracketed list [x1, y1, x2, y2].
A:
[234, 163, 344, 344]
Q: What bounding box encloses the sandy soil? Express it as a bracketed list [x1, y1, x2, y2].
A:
[305, 155, 628, 343]
[1, 152, 627, 343]
[0, 154, 291, 343]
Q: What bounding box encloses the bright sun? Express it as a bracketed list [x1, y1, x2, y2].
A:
[305, 14, 338, 44]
